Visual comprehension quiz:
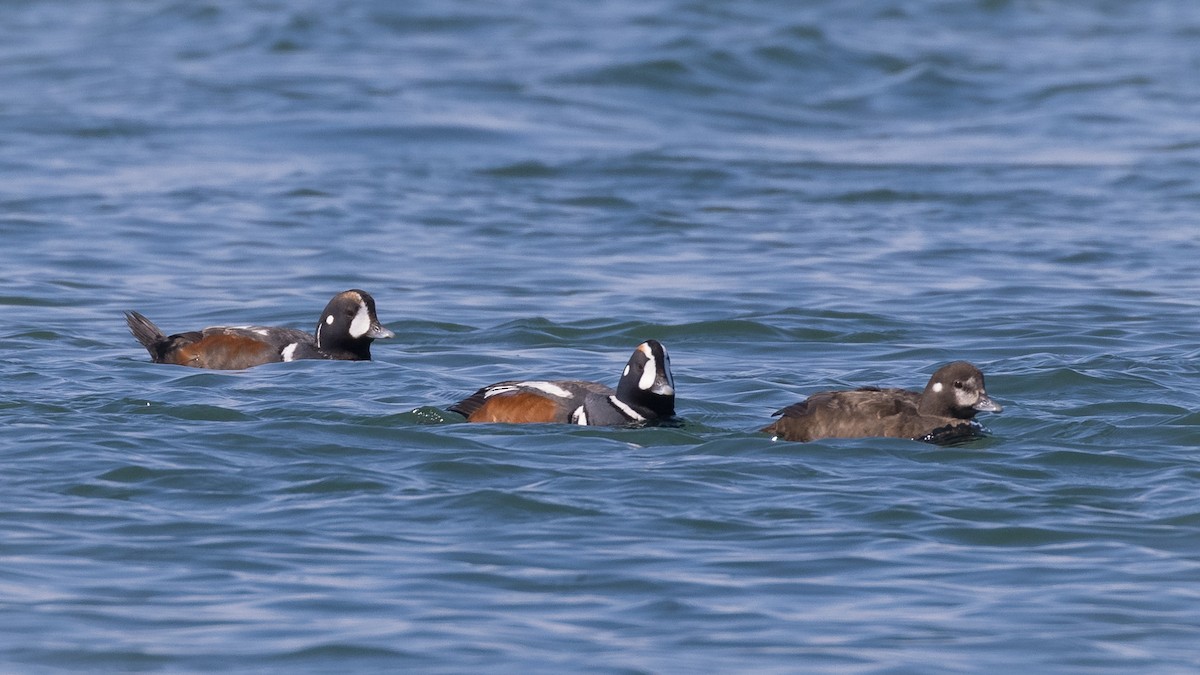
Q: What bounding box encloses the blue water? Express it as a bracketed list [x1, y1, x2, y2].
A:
[3, 1, 1199, 672]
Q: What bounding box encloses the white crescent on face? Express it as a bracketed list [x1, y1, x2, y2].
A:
[348, 303, 371, 338]
[638, 354, 658, 390]
[636, 344, 673, 395]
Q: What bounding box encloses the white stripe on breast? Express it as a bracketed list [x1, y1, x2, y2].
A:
[570, 405, 588, 425]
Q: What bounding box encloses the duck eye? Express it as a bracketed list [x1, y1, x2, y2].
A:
[953, 381, 964, 389]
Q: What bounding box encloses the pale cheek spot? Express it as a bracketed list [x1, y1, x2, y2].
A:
[325, 315, 335, 325]
[638, 356, 657, 390]
[932, 382, 943, 393]
[281, 343, 299, 362]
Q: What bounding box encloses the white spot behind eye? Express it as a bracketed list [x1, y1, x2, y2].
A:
[348, 304, 371, 338]
[932, 382, 943, 393]
[325, 315, 335, 325]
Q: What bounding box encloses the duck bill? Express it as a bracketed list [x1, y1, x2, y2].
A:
[366, 323, 395, 340]
[973, 394, 1002, 413]
[650, 378, 674, 396]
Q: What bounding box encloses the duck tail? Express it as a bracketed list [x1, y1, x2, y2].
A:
[124, 311, 166, 354]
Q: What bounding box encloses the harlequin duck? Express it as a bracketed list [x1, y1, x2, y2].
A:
[125, 289, 394, 370]
[449, 340, 676, 425]
[762, 361, 1002, 444]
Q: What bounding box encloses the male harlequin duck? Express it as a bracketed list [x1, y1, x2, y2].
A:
[125, 289, 394, 370]
[449, 340, 675, 426]
[762, 361, 1002, 444]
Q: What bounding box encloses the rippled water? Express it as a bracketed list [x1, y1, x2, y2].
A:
[3, 1, 1199, 672]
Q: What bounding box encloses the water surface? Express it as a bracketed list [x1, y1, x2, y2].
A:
[2, 1, 1199, 672]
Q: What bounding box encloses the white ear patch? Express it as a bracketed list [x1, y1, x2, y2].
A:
[325, 315, 335, 325]
[932, 382, 943, 393]
[348, 304, 371, 338]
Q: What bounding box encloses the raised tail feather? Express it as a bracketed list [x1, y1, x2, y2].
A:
[124, 311, 167, 355]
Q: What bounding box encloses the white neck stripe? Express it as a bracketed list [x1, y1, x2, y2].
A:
[608, 396, 645, 421]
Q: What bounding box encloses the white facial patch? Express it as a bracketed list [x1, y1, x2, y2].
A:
[608, 396, 646, 421]
[325, 315, 334, 325]
[932, 382, 943, 393]
[956, 381, 978, 406]
[638, 354, 657, 391]
[623, 365, 630, 377]
[281, 343, 299, 362]
[348, 304, 371, 338]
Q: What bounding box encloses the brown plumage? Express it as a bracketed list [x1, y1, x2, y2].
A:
[456, 385, 605, 423]
[167, 333, 284, 370]
[762, 361, 1002, 444]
